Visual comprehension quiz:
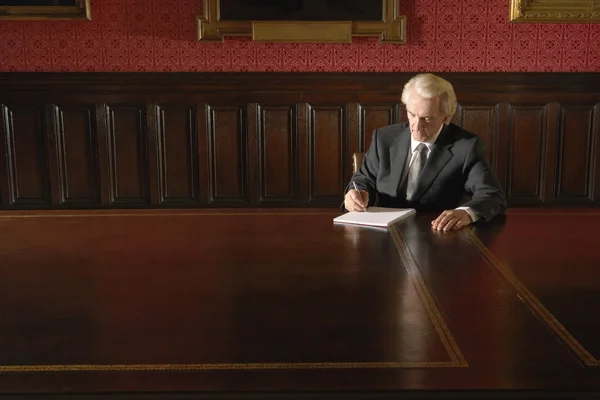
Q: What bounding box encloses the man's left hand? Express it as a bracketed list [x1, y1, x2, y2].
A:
[431, 209, 472, 231]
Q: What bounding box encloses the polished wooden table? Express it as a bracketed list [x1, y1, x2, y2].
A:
[0, 208, 599, 399]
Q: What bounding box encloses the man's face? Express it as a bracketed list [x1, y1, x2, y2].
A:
[405, 88, 448, 142]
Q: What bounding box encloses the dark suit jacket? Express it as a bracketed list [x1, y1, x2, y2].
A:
[347, 123, 506, 222]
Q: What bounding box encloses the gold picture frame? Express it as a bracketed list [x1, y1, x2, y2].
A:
[197, 0, 406, 44]
[0, 0, 90, 20]
[510, 0, 600, 22]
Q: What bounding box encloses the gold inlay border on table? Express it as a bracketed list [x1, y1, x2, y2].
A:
[0, 214, 466, 373]
[3, 210, 600, 219]
[389, 226, 468, 367]
[0, 210, 338, 219]
[0, 359, 461, 373]
[463, 228, 599, 367]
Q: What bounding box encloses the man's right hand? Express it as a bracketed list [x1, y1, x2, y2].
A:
[344, 189, 369, 212]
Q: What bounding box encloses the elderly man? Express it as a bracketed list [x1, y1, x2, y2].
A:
[344, 73, 506, 231]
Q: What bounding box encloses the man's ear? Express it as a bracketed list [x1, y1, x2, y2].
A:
[443, 115, 452, 124]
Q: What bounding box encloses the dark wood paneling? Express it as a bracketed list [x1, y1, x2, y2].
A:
[308, 104, 346, 203]
[1, 72, 600, 209]
[507, 105, 547, 203]
[156, 104, 199, 205]
[146, 103, 159, 206]
[1, 72, 600, 95]
[543, 103, 560, 203]
[257, 105, 296, 203]
[346, 103, 359, 185]
[207, 105, 247, 203]
[105, 105, 149, 205]
[594, 107, 600, 203]
[495, 103, 511, 194]
[0, 105, 8, 206]
[247, 103, 259, 204]
[53, 104, 99, 205]
[95, 104, 110, 205]
[459, 105, 497, 170]
[556, 105, 597, 202]
[359, 104, 398, 153]
[297, 103, 309, 204]
[0, 104, 51, 206]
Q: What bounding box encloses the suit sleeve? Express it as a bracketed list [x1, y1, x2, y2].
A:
[461, 136, 507, 221]
[344, 129, 380, 207]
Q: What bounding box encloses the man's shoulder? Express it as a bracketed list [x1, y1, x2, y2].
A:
[376, 122, 408, 134]
[443, 123, 480, 145]
[374, 123, 409, 143]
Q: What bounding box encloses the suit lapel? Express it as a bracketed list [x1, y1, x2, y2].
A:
[389, 126, 411, 193]
[412, 125, 454, 200]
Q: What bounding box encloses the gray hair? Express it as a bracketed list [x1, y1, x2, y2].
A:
[401, 73, 457, 121]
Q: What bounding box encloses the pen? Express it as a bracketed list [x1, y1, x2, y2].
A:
[352, 182, 367, 211]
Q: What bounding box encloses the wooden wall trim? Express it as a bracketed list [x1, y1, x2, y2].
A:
[1, 72, 599, 209]
[2, 72, 600, 94]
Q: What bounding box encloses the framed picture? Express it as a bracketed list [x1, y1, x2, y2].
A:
[510, 0, 600, 22]
[198, 0, 406, 43]
[0, 0, 91, 20]
[219, 0, 383, 21]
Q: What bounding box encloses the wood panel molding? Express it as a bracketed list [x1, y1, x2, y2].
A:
[105, 104, 149, 205]
[0, 104, 51, 206]
[206, 105, 248, 204]
[308, 104, 347, 204]
[52, 104, 100, 205]
[458, 105, 498, 171]
[556, 104, 597, 203]
[507, 105, 548, 204]
[257, 104, 297, 203]
[155, 103, 200, 206]
[359, 103, 399, 154]
[1, 72, 599, 209]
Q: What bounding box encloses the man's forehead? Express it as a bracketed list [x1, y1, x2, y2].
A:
[406, 102, 443, 115]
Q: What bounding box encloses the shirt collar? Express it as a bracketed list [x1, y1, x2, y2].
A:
[410, 123, 445, 153]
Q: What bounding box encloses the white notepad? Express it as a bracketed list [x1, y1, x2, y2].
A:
[333, 207, 416, 228]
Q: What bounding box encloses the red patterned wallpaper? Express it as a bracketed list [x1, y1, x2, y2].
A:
[0, 0, 598, 72]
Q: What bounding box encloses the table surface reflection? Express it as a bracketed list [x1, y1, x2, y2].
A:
[0, 208, 599, 399]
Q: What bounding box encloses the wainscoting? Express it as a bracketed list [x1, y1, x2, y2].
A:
[0, 72, 598, 209]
